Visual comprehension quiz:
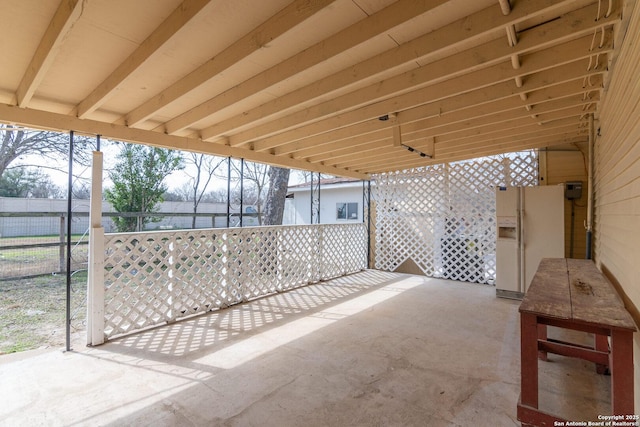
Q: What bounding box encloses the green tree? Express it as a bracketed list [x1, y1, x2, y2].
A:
[0, 167, 62, 198]
[105, 144, 183, 232]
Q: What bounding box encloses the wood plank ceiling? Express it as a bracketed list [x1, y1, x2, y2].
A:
[0, 0, 629, 179]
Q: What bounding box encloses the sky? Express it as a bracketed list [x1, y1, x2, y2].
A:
[19, 138, 307, 196]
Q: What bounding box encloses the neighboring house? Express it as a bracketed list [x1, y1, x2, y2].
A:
[284, 178, 366, 225]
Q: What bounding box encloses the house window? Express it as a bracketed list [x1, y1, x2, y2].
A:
[336, 202, 358, 220]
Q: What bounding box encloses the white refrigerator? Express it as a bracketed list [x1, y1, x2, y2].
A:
[495, 185, 565, 299]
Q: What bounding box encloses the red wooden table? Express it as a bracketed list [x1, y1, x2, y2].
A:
[517, 258, 636, 426]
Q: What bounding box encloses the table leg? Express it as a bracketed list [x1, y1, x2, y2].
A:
[538, 324, 548, 361]
[610, 329, 634, 415]
[595, 333, 609, 374]
[521, 313, 539, 408]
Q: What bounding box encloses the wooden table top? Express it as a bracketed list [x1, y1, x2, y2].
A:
[520, 258, 636, 331]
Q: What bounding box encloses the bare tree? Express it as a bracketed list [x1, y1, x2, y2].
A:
[0, 125, 94, 179]
[202, 187, 228, 203]
[218, 160, 270, 225]
[263, 167, 291, 225]
[185, 153, 225, 228]
[292, 169, 312, 184]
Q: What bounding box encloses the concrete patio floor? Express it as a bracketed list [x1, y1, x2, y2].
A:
[0, 270, 610, 426]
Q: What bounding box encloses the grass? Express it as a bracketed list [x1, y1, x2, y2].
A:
[0, 246, 88, 279]
[0, 272, 86, 354]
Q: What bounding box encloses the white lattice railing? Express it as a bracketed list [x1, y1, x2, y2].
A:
[87, 223, 367, 343]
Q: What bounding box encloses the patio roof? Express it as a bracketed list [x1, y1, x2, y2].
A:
[0, 0, 630, 179]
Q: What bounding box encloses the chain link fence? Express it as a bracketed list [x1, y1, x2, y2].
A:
[0, 211, 262, 280]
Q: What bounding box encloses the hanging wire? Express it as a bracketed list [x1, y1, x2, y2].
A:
[605, 0, 613, 18]
[583, 2, 606, 112]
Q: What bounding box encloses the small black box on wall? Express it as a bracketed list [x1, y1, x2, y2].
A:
[565, 181, 583, 200]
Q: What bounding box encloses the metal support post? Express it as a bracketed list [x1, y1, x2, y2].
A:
[226, 157, 231, 228]
[65, 131, 74, 351]
[239, 158, 244, 227]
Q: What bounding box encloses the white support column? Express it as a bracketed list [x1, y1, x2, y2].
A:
[87, 151, 105, 346]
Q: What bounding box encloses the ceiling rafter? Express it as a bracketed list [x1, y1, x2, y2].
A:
[16, 0, 84, 108]
[435, 122, 589, 158]
[240, 8, 618, 149]
[291, 78, 601, 164]
[310, 110, 593, 167]
[201, 0, 616, 144]
[276, 64, 604, 158]
[162, 0, 451, 135]
[1, 0, 631, 178]
[0, 102, 368, 179]
[402, 92, 602, 144]
[197, 0, 590, 142]
[334, 118, 590, 171]
[352, 130, 589, 173]
[253, 35, 612, 154]
[76, 0, 213, 119]
[364, 135, 588, 174]
[124, 0, 337, 128]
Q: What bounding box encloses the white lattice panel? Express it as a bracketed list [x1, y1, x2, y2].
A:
[320, 224, 368, 278]
[372, 151, 538, 284]
[103, 223, 367, 340]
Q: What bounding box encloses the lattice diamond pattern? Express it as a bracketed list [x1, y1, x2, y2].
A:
[103, 224, 367, 340]
[372, 151, 538, 284]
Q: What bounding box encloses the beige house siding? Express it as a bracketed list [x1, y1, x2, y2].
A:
[594, 1, 640, 408]
[545, 150, 589, 260]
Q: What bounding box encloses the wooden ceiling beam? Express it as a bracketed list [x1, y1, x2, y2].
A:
[247, 31, 613, 151]
[405, 94, 600, 142]
[399, 72, 603, 136]
[335, 148, 417, 170]
[162, 0, 449, 134]
[296, 132, 390, 160]
[269, 62, 603, 156]
[307, 138, 393, 164]
[319, 116, 584, 169]
[124, 0, 336, 127]
[429, 115, 590, 149]
[274, 121, 389, 156]
[76, 0, 212, 119]
[16, 0, 84, 108]
[235, 9, 618, 149]
[335, 108, 594, 171]
[272, 72, 603, 158]
[200, 0, 596, 142]
[0, 102, 368, 180]
[436, 118, 589, 155]
[362, 134, 587, 174]
[438, 126, 588, 159]
[295, 77, 601, 161]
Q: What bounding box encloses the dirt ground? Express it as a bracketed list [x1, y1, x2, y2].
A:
[0, 273, 86, 354]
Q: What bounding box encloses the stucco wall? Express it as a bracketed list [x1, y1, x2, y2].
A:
[285, 184, 363, 225]
[593, 1, 640, 408]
